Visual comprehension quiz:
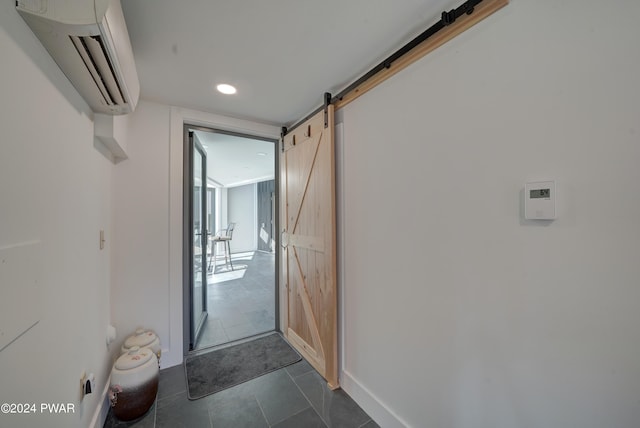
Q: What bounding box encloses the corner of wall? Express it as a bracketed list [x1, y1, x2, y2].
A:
[340, 369, 408, 428]
[88, 374, 112, 428]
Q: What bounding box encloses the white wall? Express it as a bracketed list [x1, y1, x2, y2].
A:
[0, 4, 114, 428]
[339, 1, 640, 427]
[228, 183, 257, 253]
[215, 187, 229, 237]
[111, 100, 171, 366]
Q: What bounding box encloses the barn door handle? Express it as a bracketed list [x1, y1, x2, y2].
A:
[281, 229, 289, 249]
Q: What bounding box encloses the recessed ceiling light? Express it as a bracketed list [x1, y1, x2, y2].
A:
[257, 152, 267, 157]
[216, 83, 237, 95]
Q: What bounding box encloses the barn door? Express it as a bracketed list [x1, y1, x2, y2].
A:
[280, 104, 338, 388]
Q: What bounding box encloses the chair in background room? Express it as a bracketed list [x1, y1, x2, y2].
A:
[208, 222, 235, 272]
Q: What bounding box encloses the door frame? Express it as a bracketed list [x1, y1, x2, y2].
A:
[182, 123, 281, 355]
[182, 129, 209, 351]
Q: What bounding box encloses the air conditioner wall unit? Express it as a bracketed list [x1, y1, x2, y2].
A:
[17, 0, 140, 115]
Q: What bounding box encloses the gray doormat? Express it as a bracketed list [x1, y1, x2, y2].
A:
[185, 333, 301, 400]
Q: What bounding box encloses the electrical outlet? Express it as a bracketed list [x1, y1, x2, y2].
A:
[86, 373, 95, 394]
[80, 371, 95, 396]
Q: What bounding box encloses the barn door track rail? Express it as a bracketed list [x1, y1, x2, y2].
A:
[284, 0, 508, 136]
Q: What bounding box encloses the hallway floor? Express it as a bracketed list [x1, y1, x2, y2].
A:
[197, 251, 276, 350]
[104, 250, 378, 427]
[104, 358, 379, 427]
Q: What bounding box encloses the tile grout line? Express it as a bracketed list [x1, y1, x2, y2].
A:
[156, 388, 186, 408]
[286, 363, 376, 428]
[206, 406, 214, 428]
[257, 367, 316, 427]
[271, 406, 318, 428]
[285, 366, 330, 427]
[357, 418, 373, 428]
[253, 393, 272, 427]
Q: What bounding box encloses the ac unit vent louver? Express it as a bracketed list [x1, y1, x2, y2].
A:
[17, 0, 140, 115]
[70, 35, 127, 107]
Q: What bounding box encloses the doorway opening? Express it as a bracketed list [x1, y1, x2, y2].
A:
[183, 124, 279, 353]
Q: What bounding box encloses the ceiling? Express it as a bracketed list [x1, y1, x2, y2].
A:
[121, 0, 457, 126]
[193, 129, 275, 188]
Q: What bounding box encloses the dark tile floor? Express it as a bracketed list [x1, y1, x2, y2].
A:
[105, 251, 377, 427]
[197, 251, 276, 350]
[104, 358, 379, 428]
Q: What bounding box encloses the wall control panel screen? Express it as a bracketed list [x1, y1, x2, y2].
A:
[530, 188, 550, 199]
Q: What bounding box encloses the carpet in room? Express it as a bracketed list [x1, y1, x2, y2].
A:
[185, 333, 301, 399]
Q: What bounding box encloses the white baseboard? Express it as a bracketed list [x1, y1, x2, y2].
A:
[340, 369, 409, 428]
[160, 346, 185, 369]
[89, 374, 111, 428]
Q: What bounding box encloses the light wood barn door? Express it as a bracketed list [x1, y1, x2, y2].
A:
[280, 106, 338, 388]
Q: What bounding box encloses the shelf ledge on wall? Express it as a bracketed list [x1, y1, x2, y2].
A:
[94, 113, 129, 164]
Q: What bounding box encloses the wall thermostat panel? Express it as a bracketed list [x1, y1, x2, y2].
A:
[525, 181, 556, 220]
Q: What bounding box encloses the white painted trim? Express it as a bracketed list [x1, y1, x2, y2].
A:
[89, 374, 111, 428]
[166, 106, 280, 367]
[173, 107, 280, 140]
[341, 370, 409, 428]
[335, 121, 345, 378]
[336, 117, 404, 428]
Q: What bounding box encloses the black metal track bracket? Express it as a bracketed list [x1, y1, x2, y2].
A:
[323, 92, 332, 128]
[280, 126, 287, 152]
[444, 0, 477, 26]
[442, 9, 457, 26]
